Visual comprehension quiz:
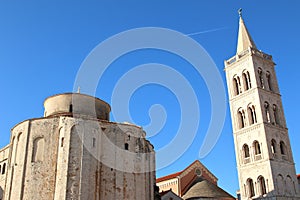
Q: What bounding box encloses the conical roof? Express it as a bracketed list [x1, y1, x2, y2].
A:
[236, 15, 257, 54]
[182, 180, 235, 200]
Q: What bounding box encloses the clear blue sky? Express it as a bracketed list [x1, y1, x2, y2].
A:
[0, 1, 300, 196]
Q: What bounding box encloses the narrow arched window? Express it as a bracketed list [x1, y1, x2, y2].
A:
[258, 176, 267, 195]
[233, 76, 242, 95]
[247, 178, 255, 197]
[271, 139, 277, 154]
[0, 165, 1, 174]
[248, 105, 257, 125]
[1, 163, 6, 175]
[286, 175, 294, 195]
[258, 68, 265, 89]
[266, 71, 272, 91]
[243, 71, 252, 91]
[264, 102, 271, 123]
[237, 76, 242, 94]
[32, 137, 45, 163]
[277, 174, 284, 194]
[124, 143, 129, 150]
[247, 71, 252, 89]
[69, 104, 73, 112]
[243, 73, 249, 91]
[238, 109, 246, 129]
[243, 144, 250, 158]
[280, 141, 286, 155]
[273, 104, 280, 125]
[254, 141, 261, 155]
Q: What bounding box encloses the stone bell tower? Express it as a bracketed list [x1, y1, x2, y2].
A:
[224, 10, 300, 199]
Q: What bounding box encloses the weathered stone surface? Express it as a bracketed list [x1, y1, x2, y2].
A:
[0, 93, 156, 200]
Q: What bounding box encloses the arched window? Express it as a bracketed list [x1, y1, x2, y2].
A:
[0, 165, 1, 174]
[271, 139, 277, 154]
[243, 144, 250, 158]
[238, 109, 246, 129]
[32, 137, 45, 163]
[258, 68, 265, 89]
[277, 174, 284, 195]
[248, 105, 257, 125]
[69, 104, 73, 112]
[286, 175, 294, 195]
[243, 144, 250, 164]
[233, 76, 242, 95]
[273, 105, 280, 125]
[1, 163, 6, 175]
[264, 102, 271, 123]
[247, 178, 255, 197]
[243, 71, 252, 91]
[253, 141, 261, 155]
[258, 176, 267, 195]
[125, 143, 129, 150]
[266, 71, 272, 91]
[280, 141, 286, 155]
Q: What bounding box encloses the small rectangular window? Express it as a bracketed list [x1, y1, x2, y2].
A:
[92, 138, 96, 147]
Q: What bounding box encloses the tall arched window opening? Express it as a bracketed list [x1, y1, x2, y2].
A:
[273, 104, 280, 125]
[233, 78, 239, 96]
[233, 76, 242, 95]
[266, 71, 272, 91]
[264, 102, 271, 123]
[248, 105, 257, 125]
[254, 141, 261, 155]
[271, 139, 277, 157]
[238, 109, 246, 129]
[258, 176, 267, 195]
[258, 68, 265, 89]
[243, 71, 252, 91]
[280, 141, 286, 155]
[243, 144, 250, 158]
[124, 143, 129, 150]
[247, 178, 255, 197]
[254, 141, 262, 161]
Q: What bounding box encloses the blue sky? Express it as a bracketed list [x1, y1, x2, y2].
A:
[0, 1, 300, 196]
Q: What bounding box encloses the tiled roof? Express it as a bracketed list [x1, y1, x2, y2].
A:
[157, 171, 181, 182]
[156, 160, 217, 183]
[297, 174, 300, 178]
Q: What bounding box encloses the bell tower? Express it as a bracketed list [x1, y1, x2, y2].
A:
[224, 10, 300, 199]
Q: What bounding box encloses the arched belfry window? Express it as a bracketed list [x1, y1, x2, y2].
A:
[243, 71, 252, 91]
[266, 71, 272, 91]
[253, 141, 261, 155]
[271, 139, 277, 155]
[248, 105, 257, 125]
[243, 144, 250, 164]
[258, 68, 265, 89]
[280, 141, 286, 155]
[238, 109, 246, 129]
[258, 176, 267, 195]
[247, 178, 255, 198]
[243, 144, 250, 158]
[264, 102, 271, 123]
[233, 76, 242, 95]
[273, 104, 280, 125]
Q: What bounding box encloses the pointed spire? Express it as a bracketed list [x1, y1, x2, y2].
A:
[236, 9, 257, 54]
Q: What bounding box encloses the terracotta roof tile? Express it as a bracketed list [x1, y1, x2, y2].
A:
[157, 171, 181, 182]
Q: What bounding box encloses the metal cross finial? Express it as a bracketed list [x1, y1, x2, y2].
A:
[238, 8, 242, 17]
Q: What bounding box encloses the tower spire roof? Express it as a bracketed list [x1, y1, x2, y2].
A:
[236, 9, 257, 54]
